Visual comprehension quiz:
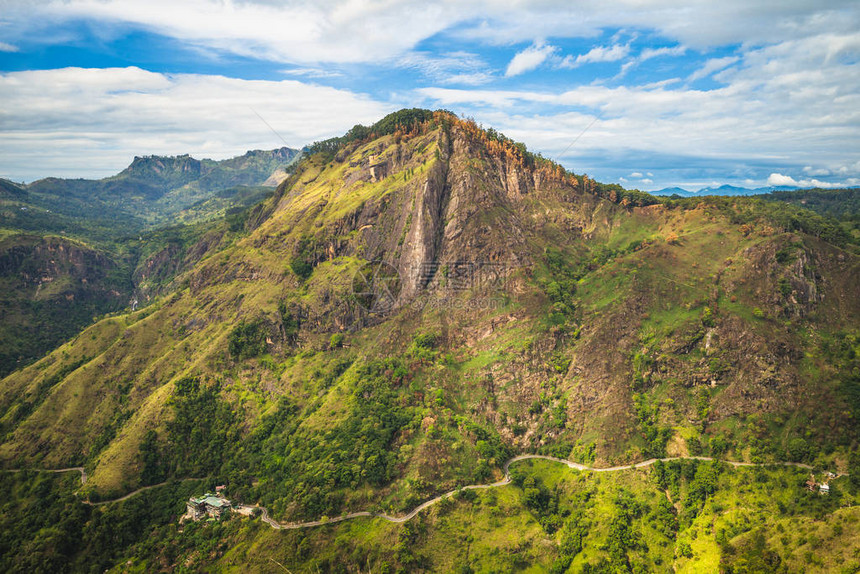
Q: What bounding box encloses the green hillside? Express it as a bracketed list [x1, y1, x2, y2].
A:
[761, 188, 860, 242]
[0, 110, 858, 572]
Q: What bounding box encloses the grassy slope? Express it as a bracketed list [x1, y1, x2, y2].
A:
[95, 459, 859, 573]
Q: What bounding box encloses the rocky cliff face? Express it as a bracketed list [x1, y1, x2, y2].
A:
[120, 154, 203, 182]
[256, 121, 586, 308]
[0, 237, 115, 286]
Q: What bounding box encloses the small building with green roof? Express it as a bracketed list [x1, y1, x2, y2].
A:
[186, 492, 232, 521]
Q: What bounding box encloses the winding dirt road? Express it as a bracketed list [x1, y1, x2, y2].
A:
[83, 477, 205, 506]
[3, 455, 825, 529]
[235, 454, 818, 530]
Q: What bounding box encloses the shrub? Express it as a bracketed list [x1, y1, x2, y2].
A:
[228, 319, 268, 360]
[290, 235, 316, 280]
[408, 333, 438, 361]
[786, 437, 811, 462]
[702, 306, 716, 328]
[329, 333, 345, 349]
[278, 301, 300, 344]
[290, 258, 313, 280]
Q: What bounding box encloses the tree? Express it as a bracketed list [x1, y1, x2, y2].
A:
[140, 430, 165, 485]
[228, 319, 267, 360]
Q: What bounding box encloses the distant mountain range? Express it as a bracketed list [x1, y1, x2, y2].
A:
[0, 147, 300, 242]
[652, 183, 845, 197]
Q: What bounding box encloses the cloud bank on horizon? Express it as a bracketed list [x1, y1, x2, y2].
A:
[0, 0, 858, 191]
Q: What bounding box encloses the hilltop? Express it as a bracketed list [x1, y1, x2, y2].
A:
[0, 109, 858, 572]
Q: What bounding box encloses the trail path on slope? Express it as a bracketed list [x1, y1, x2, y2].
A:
[3, 455, 826, 529]
[1, 468, 203, 504]
[234, 455, 817, 530]
[82, 477, 205, 506]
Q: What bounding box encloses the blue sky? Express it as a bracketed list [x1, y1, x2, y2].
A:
[1, 1, 858, 191]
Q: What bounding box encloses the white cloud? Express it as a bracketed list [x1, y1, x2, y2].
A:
[399, 51, 494, 85]
[630, 172, 643, 178]
[0, 67, 389, 181]
[688, 56, 740, 82]
[418, 30, 860, 187]
[767, 173, 797, 186]
[767, 173, 843, 188]
[440, 72, 495, 86]
[281, 68, 343, 79]
[505, 41, 558, 77]
[641, 77, 682, 90]
[616, 44, 686, 78]
[2, 1, 858, 66]
[803, 165, 831, 176]
[467, 1, 859, 49]
[560, 44, 630, 68]
[640, 45, 687, 60]
[1, 0, 465, 64]
[0, 42, 19, 52]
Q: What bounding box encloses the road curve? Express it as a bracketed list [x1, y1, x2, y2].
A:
[83, 477, 205, 506]
[247, 455, 819, 530]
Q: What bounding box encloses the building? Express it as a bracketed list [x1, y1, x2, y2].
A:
[819, 483, 830, 495]
[185, 493, 232, 521]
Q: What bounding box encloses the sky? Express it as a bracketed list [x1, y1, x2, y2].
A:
[0, 1, 858, 191]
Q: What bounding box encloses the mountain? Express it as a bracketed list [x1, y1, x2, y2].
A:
[0, 147, 298, 376]
[113, 147, 298, 196]
[1, 110, 859, 572]
[651, 183, 849, 197]
[653, 185, 693, 197]
[1, 147, 300, 246]
[0, 178, 27, 200]
[653, 184, 792, 196]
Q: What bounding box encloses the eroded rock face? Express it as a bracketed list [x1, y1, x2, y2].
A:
[256, 124, 582, 311]
[0, 236, 118, 291]
[741, 237, 825, 318]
